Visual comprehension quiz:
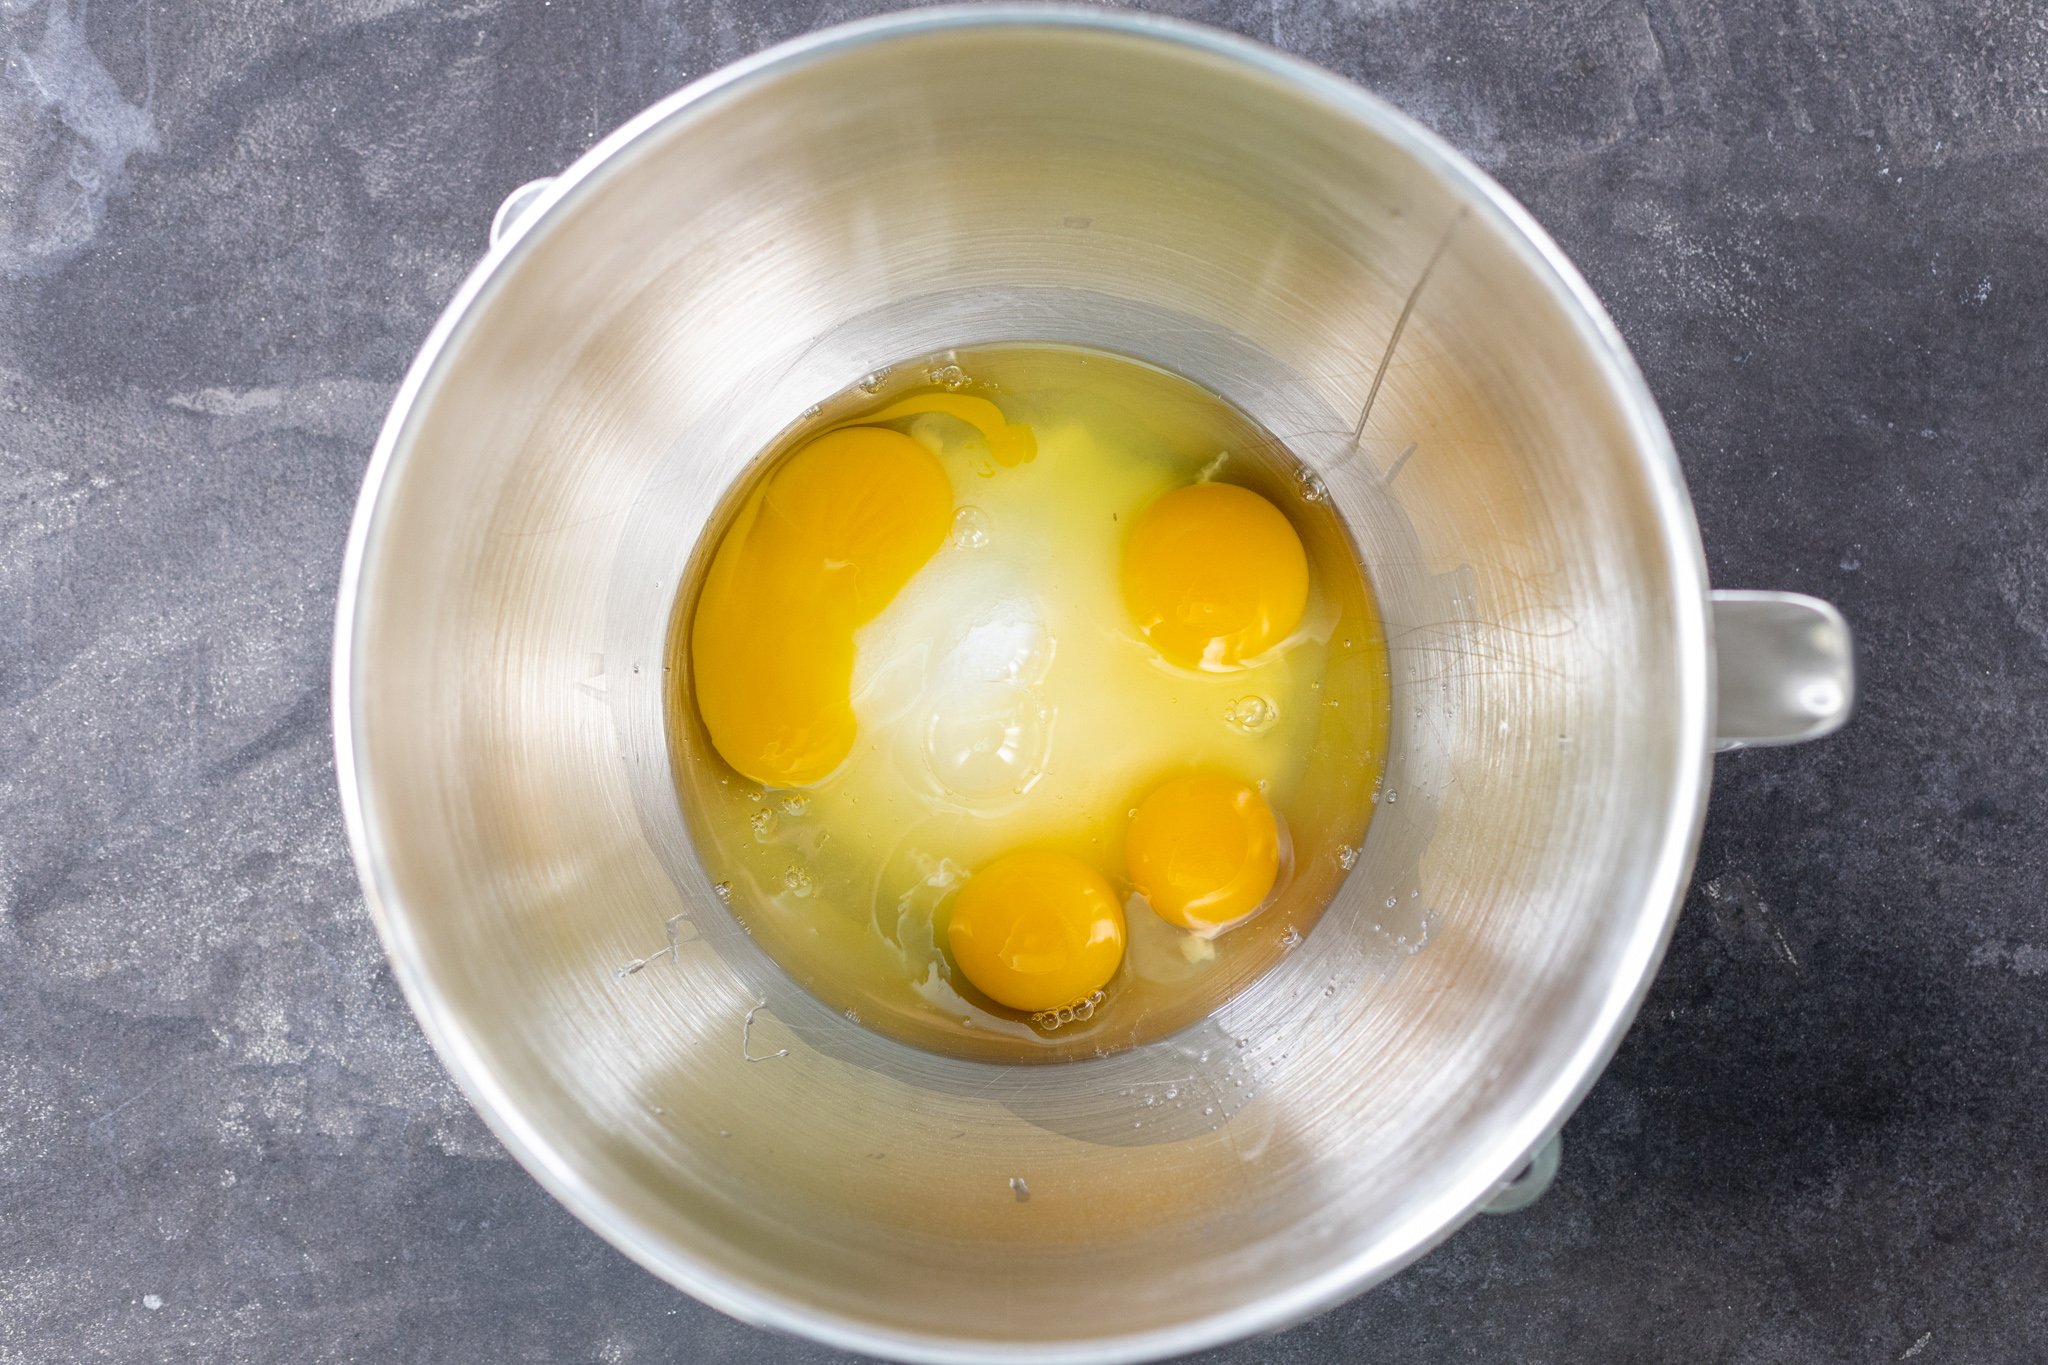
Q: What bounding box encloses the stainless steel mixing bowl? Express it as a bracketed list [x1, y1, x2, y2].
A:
[333, 9, 1854, 1361]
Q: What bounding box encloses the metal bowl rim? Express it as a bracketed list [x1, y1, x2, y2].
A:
[331, 7, 1713, 1361]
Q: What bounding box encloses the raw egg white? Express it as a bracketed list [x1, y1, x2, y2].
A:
[671, 345, 1390, 1059]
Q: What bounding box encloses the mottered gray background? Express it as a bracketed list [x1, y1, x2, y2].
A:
[2, 1, 2044, 1361]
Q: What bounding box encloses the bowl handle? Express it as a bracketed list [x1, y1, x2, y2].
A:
[489, 177, 556, 249]
[1711, 590, 1855, 751]
[1478, 1132, 1563, 1215]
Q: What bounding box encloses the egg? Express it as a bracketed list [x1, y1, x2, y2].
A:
[691, 397, 1036, 787]
[946, 850, 1126, 1013]
[1123, 481, 1309, 670]
[1125, 774, 1282, 934]
[672, 345, 1390, 1059]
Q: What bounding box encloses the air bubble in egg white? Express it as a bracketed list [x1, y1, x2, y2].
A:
[951, 506, 990, 549]
[1223, 694, 1277, 734]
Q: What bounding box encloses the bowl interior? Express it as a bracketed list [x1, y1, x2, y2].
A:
[339, 13, 1709, 1360]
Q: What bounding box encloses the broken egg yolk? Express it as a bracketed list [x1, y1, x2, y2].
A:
[1122, 482, 1309, 670]
[690, 426, 949, 787]
[946, 850, 1127, 1013]
[860, 392, 1037, 468]
[1125, 774, 1281, 933]
[691, 396, 1035, 788]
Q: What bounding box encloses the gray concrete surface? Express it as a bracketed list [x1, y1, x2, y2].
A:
[2, 1, 2043, 1361]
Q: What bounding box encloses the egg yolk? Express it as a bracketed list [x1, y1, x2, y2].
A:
[1125, 774, 1281, 933]
[692, 426, 953, 787]
[857, 393, 1037, 468]
[947, 850, 1127, 1013]
[1122, 482, 1309, 669]
[692, 394, 1037, 788]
